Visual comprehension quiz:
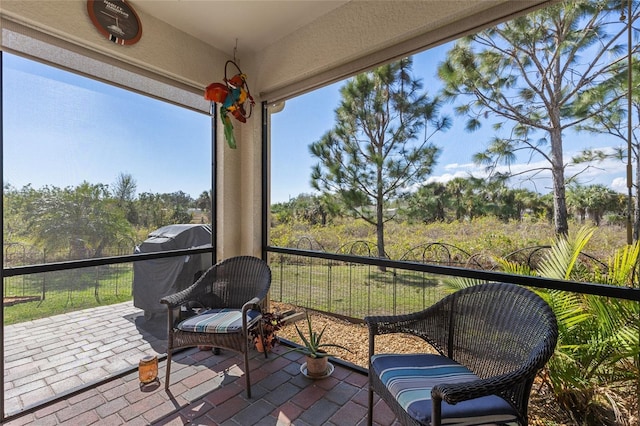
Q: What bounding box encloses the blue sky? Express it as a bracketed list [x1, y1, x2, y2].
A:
[3, 53, 211, 199]
[3, 46, 628, 204]
[270, 42, 628, 203]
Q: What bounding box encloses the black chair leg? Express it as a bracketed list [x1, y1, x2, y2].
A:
[244, 349, 252, 398]
[368, 387, 374, 426]
[165, 349, 172, 390]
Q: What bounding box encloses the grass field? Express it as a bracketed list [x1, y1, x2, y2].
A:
[3, 265, 133, 325]
[269, 260, 449, 318]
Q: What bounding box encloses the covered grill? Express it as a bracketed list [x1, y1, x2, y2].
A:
[133, 224, 213, 319]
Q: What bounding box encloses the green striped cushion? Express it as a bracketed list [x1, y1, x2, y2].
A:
[177, 308, 260, 333]
[371, 353, 519, 425]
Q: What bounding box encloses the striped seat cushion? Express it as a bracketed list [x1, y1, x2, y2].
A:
[177, 308, 261, 333]
[371, 353, 519, 426]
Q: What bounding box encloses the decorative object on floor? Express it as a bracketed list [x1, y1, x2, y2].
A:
[300, 360, 334, 379]
[250, 310, 304, 353]
[161, 256, 271, 398]
[138, 354, 158, 385]
[278, 312, 352, 379]
[204, 59, 255, 149]
[87, 0, 142, 46]
[250, 311, 284, 353]
[365, 282, 558, 426]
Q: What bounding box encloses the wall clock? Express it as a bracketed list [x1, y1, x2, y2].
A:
[87, 0, 142, 46]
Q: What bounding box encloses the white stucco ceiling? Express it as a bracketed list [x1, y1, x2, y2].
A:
[131, 0, 349, 55]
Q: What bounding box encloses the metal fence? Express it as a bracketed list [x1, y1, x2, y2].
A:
[266, 236, 640, 321]
[3, 264, 133, 307]
[267, 238, 490, 319]
[2, 237, 629, 321]
[3, 243, 135, 308]
[268, 251, 446, 319]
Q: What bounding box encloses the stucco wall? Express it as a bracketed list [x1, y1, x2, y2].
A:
[0, 0, 227, 89]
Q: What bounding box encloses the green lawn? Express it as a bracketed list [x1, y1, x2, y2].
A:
[3, 265, 133, 325]
[270, 260, 450, 319]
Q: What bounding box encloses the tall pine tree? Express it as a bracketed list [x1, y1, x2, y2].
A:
[438, 0, 628, 236]
[310, 58, 449, 263]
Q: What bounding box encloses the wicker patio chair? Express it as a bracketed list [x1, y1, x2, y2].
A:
[160, 255, 271, 398]
[365, 282, 558, 426]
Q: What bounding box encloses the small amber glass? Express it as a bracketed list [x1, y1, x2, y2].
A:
[138, 355, 158, 384]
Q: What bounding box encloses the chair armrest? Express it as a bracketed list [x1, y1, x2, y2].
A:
[365, 310, 434, 336]
[432, 367, 531, 405]
[365, 310, 442, 360]
[159, 280, 204, 309]
[242, 297, 262, 314]
[241, 297, 262, 331]
[430, 371, 531, 426]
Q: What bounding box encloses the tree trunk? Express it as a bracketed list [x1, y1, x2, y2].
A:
[375, 149, 387, 272]
[550, 126, 569, 236]
[436, 199, 445, 221]
[376, 189, 387, 272]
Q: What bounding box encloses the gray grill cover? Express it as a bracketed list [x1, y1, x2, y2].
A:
[133, 224, 213, 315]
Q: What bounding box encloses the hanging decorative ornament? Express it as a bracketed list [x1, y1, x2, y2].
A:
[204, 59, 254, 149]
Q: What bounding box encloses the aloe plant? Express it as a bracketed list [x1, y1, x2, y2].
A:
[282, 312, 352, 358]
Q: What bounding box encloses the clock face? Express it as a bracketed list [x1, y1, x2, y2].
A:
[87, 0, 142, 46]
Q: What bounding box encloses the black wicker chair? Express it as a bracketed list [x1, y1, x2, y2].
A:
[365, 282, 558, 426]
[160, 255, 271, 398]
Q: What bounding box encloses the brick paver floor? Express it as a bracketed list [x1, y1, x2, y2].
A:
[3, 302, 398, 425]
[4, 301, 166, 415]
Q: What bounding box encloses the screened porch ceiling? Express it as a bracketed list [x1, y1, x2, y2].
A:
[132, 0, 351, 56]
[131, 0, 552, 55]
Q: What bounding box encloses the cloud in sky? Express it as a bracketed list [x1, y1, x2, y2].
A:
[611, 177, 628, 193]
[426, 146, 628, 194]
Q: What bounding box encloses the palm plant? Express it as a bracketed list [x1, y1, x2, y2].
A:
[521, 227, 637, 424]
[447, 226, 639, 425]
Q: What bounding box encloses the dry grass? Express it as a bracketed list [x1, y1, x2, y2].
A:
[273, 217, 627, 264]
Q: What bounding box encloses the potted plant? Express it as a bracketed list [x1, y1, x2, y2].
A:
[250, 311, 285, 353]
[280, 312, 352, 378]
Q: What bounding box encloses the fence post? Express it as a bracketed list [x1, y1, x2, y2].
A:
[41, 249, 46, 302]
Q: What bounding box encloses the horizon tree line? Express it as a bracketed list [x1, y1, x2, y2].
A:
[271, 179, 626, 228]
[2, 174, 212, 261]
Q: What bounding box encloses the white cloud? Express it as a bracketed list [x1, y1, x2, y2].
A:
[428, 145, 627, 194]
[443, 162, 472, 171]
[425, 171, 470, 184]
[611, 177, 628, 193]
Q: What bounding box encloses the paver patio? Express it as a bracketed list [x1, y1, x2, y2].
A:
[2, 301, 397, 425]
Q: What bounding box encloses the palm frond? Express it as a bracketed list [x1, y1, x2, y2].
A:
[443, 276, 487, 291]
[495, 258, 536, 276]
[538, 226, 595, 280]
[595, 241, 640, 286]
